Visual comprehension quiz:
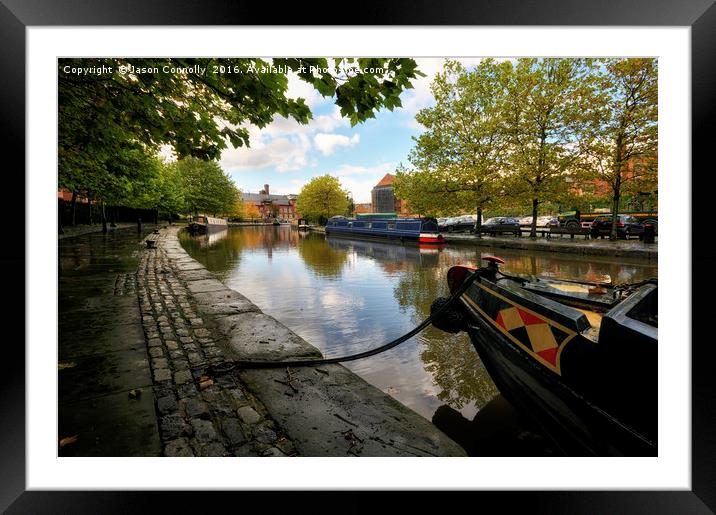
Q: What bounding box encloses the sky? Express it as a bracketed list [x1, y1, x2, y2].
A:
[216, 58, 483, 204]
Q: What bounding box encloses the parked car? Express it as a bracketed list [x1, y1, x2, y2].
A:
[590, 215, 645, 239]
[445, 214, 477, 232]
[477, 217, 521, 235]
[519, 215, 559, 228]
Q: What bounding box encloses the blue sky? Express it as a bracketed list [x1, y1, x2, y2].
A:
[216, 58, 482, 204]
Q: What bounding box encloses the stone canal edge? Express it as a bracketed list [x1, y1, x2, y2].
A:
[140, 226, 466, 457]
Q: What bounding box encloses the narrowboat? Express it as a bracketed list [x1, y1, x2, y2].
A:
[430, 256, 657, 456]
[297, 218, 310, 230]
[188, 215, 228, 235]
[324, 215, 445, 244]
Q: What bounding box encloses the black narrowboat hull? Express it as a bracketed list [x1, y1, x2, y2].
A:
[464, 317, 655, 456]
[447, 266, 657, 456]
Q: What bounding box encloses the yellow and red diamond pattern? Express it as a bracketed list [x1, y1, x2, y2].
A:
[495, 306, 565, 369]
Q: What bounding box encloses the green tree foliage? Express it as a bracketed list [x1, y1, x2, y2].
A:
[296, 175, 350, 223]
[394, 59, 512, 229]
[578, 58, 658, 239]
[58, 57, 423, 208]
[169, 157, 239, 216]
[503, 58, 592, 237]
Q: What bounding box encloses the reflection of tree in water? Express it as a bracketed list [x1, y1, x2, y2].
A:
[298, 235, 349, 278]
[393, 261, 499, 410]
[181, 227, 303, 275]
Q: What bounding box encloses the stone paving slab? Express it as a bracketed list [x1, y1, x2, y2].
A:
[238, 365, 464, 456]
[189, 293, 259, 317]
[58, 295, 138, 314]
[59, 389, 161, 457]
[58, 322, 146, 360]
[177, 269, 216, 282]
[214, 312, 322, 361]
[58, 348, 152, 402]
[185, 278, 230, 294]
[59, 307, 141, 331]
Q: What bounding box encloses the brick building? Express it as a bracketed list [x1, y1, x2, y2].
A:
[242, 184, 300, 221]
[353, 203, 373, 215]
[370, 173, 411, 215]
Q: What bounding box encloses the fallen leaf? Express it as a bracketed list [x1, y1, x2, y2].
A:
[199, 379, 214, 391]
[128, 389, 142, 399]
[58, 362, 76, 370]
[59, 435, 79, 449]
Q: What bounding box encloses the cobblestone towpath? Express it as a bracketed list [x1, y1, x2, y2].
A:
[59, 225, 466, 457]
[136, 234, 298, 457]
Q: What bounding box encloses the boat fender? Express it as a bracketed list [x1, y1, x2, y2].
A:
[430, 296, 467, 334]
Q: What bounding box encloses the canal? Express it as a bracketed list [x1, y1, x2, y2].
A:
[179, 226, 658, 425]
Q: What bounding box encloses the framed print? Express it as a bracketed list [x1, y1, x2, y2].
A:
[2, 0, 714, 512]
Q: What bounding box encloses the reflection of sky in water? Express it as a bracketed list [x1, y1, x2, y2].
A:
[181, 227, 658, 422]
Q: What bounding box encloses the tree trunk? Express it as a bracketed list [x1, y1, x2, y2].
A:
[611, 135, 624, 241]
[474, 204, 483, 238]
[530, 198, 539, 238]
[101, 200, 107, 234]
[610, 191, 621, 241]
[70, 191, 77, 226]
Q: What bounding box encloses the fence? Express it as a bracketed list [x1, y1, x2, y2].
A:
[58, 199, 159, 227]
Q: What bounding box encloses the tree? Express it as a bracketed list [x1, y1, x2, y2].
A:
[58, 57, 424, 209]
[578, 59, 658, 239]
[394, 59, 512, 232]
[296, 175, 350, 223]
[504, 58, 592, 237]
[241, 202, 261, 220]
[170, 157, 239, 216]
[128, 158, 185, 221]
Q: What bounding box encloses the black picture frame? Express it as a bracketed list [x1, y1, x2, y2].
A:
[2, 1, 713, 512]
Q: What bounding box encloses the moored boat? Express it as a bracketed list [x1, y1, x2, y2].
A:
[325, 215, 445, 244]
[188, 215, 228, 235]
[297, 218, 310, 230]
[430, 256, 657, 456]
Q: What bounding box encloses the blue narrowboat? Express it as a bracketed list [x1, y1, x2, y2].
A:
[324, 215, 445, 244]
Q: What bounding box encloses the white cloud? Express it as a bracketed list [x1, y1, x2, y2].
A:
[219, 106, 353, 174]
[261, 106, 348, 138]
[314, 133, 360, 156]
[220, 132, 311, 172]
[333, 162, 394, 177]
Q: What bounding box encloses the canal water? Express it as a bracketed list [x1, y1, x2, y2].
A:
[179, 226, 658, 425]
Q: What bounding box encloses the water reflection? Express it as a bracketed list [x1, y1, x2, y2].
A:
[201, 227, 229, 247]
[181, 226, 658, 424]
[299, 237, 350, 278]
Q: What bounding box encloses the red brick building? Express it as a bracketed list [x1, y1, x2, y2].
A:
[242, 184, 300, 221]
[370, 174, 411, 215]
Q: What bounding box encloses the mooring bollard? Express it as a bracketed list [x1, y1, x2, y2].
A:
[146, 240, 157, 249]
